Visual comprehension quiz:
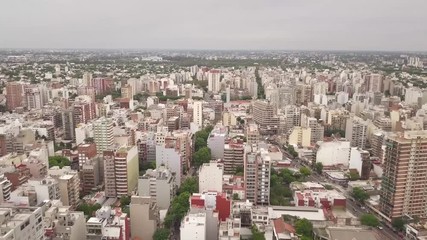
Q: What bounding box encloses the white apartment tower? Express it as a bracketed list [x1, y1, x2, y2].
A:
[208, 70, 221, 94]
[345, 116, 368, 149]
[193, 101, 203, 128]
[93, 117, 114, 155]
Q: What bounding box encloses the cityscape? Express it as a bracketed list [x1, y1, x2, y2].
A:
[1, 1, 427, 240]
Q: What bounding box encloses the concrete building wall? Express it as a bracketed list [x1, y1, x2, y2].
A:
[199, 162, 223, 193]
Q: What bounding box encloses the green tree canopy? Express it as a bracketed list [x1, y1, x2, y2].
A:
[48, 156, 71, 168]
[193, 147, 211, 167]
[299, 167, 312, 178]
[153, 228, 170, 240]
[352, 187, 369, 203]
[287, 145, 298, 158]
[232, 193, 240, 200]
[195, 137, 207, 152]
[251, 225, 266, 240]
[120, 196, 131, 206]
[295, 218, 313, 237]
[360, 214, 379, 227]
[76, 203, 101, 218]
[314, 162, 323, 174]
[392, 217, 407, 232]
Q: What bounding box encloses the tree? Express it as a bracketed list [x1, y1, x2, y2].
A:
[392, 217, 407, 232]
[235, 165, 244, 176]
[120, 196, 131, 206]
[232, 193, 240, 200]
[193, 147, 211, 167]
[153, 228, 170, 240]
[195, 137, 206, 152]
[360, 214, 379, 227]
[287, 145, 298, 158]
[348, 171, 360, 181]
[48, 156, 71, 168]
[299, 167, 312, 178]
[76, 203, 101, 218]
[295, 218, 313, 237]
[314, 162, 323, 174]
[352, 187, 369, 203]
[251, 225, 266, 240]
[178, 177, 198, 195]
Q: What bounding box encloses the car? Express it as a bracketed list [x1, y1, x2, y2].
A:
[377, 226, 383, 230]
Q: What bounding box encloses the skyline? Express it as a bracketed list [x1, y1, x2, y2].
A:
[1, 0, 427, 51]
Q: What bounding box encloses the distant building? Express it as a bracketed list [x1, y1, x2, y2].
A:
[6, 82, 24, 111]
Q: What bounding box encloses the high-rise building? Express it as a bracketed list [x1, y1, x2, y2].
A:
[380, 131, 427, 220]
[58, 172, 80, 209]
[138, 166, 176, 210]
[73, 97, 96, 125]
[244, 145, 271, 205]
[104, 145, 139, 198]
[252, 100, 279, 134]
[93, 117, 114, 155]
[208, 69, 221, 93]
[121, 84, 133, 99]
[345, 116, 368, 149]
[223, 139, 245, 174]
[193, 101, 203, 128]
[5, 82, 24, 111]
[156, 142, 183, 187]
[366, 73, 383, 93]
[24, 85, 44, 109]
[130, 196, 159, 240]
[246, 123, 260, 145]
[62, 108, 75, 141]
[92, 77, 114, 95]
[207, 125, 228, 160]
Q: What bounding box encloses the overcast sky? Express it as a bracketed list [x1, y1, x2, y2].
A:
[1, 0, 426, 51]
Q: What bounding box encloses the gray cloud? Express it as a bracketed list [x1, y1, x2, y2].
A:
[0, 0, 426, 51]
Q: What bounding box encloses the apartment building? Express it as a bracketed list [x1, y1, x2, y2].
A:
[252, 100, 279, 135]
[130, 196, 159, 240]
[138, 166, 176, 210]
[104, 145, 138, 198]
[0, 205, 44, 240]
[0, 174, 12, 203]
[380, 131, 427, 220]
[223, 139, 245, 174]
[244, 145, 271, 205]
[345, 116, 368, 149]
[93, 117, 114, 155]
[199, 161, 224, 193]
